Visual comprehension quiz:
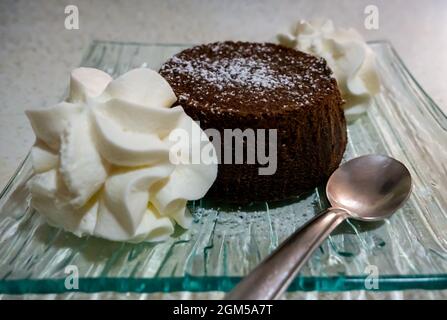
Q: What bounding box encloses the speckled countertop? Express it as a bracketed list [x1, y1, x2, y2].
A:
[0, 0, 446, 299]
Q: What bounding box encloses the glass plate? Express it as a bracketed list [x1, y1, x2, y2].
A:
[0, 40, 446, 295]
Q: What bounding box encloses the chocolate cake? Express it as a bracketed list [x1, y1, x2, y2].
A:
[160, 41, 347, 203]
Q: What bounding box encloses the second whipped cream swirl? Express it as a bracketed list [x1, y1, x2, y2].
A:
[26, 67, 217, 242]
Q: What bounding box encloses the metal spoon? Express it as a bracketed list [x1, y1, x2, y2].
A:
[226, 154, 412, 300]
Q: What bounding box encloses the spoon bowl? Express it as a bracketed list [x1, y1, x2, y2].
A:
[327, 154, 412, 221]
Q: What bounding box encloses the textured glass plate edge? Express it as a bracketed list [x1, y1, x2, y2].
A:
[0, 40, 447, 295]
[367, 40, 447, 125]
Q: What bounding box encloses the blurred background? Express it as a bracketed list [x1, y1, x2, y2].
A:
[0, 0, 446, 190]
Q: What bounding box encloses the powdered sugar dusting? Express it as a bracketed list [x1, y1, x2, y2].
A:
[171, 55, 296, 90]
[160, 42, 340, 112]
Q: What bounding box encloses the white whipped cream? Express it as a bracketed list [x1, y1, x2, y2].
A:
[26, 67, 217, 242]
[278, 19, 380, 119]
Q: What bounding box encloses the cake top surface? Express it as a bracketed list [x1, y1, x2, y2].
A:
[160, 41, 341, 114]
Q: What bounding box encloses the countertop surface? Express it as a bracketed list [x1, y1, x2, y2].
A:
[0, 0, 446, 299]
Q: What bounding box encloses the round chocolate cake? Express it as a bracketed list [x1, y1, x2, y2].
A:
[160, 41, 347, 203]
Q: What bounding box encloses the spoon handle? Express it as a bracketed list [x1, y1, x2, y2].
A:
[225, 208, 347, 300]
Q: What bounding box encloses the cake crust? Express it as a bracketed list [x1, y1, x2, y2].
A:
[160, 41, 347, 203]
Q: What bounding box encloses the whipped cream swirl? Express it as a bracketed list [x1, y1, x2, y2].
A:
[26, 68, 217, 242]
[278, 19, 380, 118]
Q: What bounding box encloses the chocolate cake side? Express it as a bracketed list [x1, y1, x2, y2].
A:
[160, 41, 347, 203]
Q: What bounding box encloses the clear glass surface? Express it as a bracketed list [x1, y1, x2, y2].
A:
[0, 40, 446, 294]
